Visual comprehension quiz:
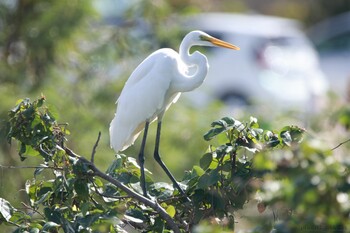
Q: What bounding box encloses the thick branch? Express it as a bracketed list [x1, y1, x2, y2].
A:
[63, 147, 181, 233]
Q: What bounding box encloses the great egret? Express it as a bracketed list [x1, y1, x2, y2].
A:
[110, 30, 239, 199]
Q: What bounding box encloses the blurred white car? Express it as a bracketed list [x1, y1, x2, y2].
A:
[308, 11, 350, 99]
[181, 13, 329, 112]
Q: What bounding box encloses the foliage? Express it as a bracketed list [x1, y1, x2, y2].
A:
[252, 133, 350, 232]
[0, 97, 312, 232]
[1, 1, 350, 232]
[0, 0, 96, 89]
[0, 0, 204, 174]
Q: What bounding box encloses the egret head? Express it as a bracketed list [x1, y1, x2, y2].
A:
[189, 30, 240, 50]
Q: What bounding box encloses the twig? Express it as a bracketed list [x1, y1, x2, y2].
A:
[21, 202, 45, 218]
[159, 195, 185, 204]
[63, 146, 181, 233]
[0, 165, 63, 170]
[332, 138, 350, 150]
[1, 219, 21, 228]
[91, 132, 101, 163]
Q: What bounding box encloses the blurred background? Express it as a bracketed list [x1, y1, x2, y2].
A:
[1, 0, 350, 231]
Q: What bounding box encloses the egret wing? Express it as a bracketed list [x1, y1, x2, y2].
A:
[110, 50, 179, 152]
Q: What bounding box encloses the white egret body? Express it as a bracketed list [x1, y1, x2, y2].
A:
[110, 30, 239, 198]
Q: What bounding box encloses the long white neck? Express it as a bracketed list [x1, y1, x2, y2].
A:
[173, 38, 209, 92]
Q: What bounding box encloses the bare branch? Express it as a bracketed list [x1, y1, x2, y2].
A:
[0, 165, 63, 170]
[21, 202, 45, 218]
[63, 146, 181, 233]
[91, 131, 101, 163]
[332, 138, 350, 150]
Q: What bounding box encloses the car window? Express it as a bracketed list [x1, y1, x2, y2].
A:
[316, 31, 350, 53]
[268, 36, 307, 47]
[254, 36, 314, 72]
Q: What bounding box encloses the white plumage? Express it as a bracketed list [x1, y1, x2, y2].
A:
[110, 30, 239, 152]
[110, 49, 182, 152]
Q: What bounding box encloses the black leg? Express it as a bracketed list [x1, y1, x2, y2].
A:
[139, 121, 149, 197]
[154, 121, 191, 202]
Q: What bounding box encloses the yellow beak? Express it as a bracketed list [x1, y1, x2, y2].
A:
[208, 37, 240, 50]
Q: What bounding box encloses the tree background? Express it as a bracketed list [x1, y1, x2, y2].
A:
[1, 0, 350, 232]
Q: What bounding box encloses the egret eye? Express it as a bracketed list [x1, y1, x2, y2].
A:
[199, 35, 211, 42]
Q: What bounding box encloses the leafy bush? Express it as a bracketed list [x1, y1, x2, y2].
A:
[1, 97, 325, 232]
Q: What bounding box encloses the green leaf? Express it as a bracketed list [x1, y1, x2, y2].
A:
[166, 205, 176, 217]
[153, 216, 165, 232]
[204, 127, 226, 141]
[74, 179, 89, 200]
[19, 142, 26, 156]
[35, 191, 52, 205]
[76, 211, 103, 228]
[72, 159, 89, 174]
[197, 173, 211, 189]
[193, 165, 205, 177]
[102, 184, 121, 202]
[211, 119, 227, 128]
[31, 115, 42, 128]
[280, 131, 292, 146]
[37, 96, 45, 107]
[197, 169, 220, 189]
[127, 157, 140, 169]
[42, 222, 60, 231]
[124, 214, 144, 223]
[8, 211, 30, 226]
[264, 131, 274, 141]
[249, 116, 259, 128]
[81, 202, 90, 217]
[44, 207, 62, 223]
[0, 198, 15, 221]
[280, 126, 305, 144]
[264, 131, 280, 148]
[200, 153, 213, 170]
[221, 117, 236, 126]
[46, 103, 59, 121]
[22, 105, 35, 119]
[106, 157, 123, 174]
[289, 126, 305, 143]
[29, 228, 40, 233]
[23, 145, 41, 157]
[34, 164, 47, 177]
[93, 177, 104, 187]
[251, 128, 263, 139]
[204, 117, 239, 141]
[60, 218, 75, 233]
[124, 209, 146, 223]
[149, 182, 174, 199]
[110, 224, 117, 233]
[215, 144, 233, 159]
[151, 182, 173, 190]
[11, 98, 25, 113]
[25, 180, 34, 195]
